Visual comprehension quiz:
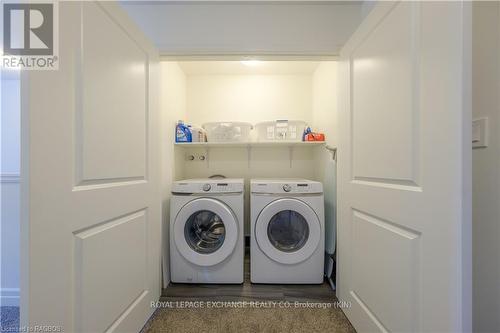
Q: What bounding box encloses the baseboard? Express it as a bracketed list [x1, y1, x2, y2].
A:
[1, 288, 20, 307]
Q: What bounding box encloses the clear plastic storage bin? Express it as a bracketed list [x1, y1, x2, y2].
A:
[255, 120, 307, 142]
[202, 122, 253, 142]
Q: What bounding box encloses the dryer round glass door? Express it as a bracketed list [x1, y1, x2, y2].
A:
[267, 210, 309, 252]
[255, 198, 321, 265]
[174, 198, 238, 267]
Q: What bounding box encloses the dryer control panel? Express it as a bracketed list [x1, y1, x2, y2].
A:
[251, 179, 323, 194]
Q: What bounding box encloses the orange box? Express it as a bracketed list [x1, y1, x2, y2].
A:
[305, 133, 325, 141]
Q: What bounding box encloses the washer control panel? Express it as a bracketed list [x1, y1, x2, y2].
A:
[200, 182, 243, 193]
[172, 179, 244, 194]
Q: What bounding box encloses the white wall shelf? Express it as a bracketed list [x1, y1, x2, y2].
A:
[174, 141, 325, 148]
[175, 141, 326, 168]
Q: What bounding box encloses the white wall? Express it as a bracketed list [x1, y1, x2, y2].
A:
[311, 61, 338, 184]
[312, 62, 338, 147]
[312, 61, 338, 195]
[186, 74, 313, 126]
[1, 79, 20, 174]
[162, 60, 338, 237]
[1, 76, 21, 306]
[311, 62, 338, 256]
[472, 2, 500, 332]
[160, 62, 186, 286]
[183, 146, 318, 235]
[170, 62, 334, 235]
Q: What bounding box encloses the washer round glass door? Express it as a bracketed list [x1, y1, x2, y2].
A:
[255, 198, 321, 265]
[174, 198, 238, 267]
[184, 210, 226, 254]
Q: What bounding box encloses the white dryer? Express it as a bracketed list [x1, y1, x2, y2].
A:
[170, 179, 244, 283]
[250, 179, 324, 284]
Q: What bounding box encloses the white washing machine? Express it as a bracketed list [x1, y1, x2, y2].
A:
[251, 179, 324, 284]
[170, 179, 244, 283]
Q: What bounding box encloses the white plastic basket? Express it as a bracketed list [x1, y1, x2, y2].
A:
[255, 120, 307, 142]
[202, 122, 253, 142]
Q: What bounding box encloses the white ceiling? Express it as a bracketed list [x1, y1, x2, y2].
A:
[120, 2, 369, 56]
[177, 61, 321, 75]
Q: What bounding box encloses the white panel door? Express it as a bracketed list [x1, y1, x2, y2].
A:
[20, 2, 161, 332]
[337, 2, 471, 332]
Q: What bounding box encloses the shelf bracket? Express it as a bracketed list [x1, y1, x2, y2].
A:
[325, 145, 337, 161]
[205, 147, 210, 168]
[247, 145, 252, 169]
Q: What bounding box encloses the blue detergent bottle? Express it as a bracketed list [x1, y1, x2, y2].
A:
[176, 120, 192, 143]
[302, 126, 312, 141]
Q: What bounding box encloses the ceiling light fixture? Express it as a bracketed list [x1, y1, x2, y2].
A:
[241, 59, 263, 67]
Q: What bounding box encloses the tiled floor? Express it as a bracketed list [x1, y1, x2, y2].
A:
[161, 255, 336, 302]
